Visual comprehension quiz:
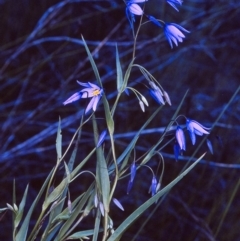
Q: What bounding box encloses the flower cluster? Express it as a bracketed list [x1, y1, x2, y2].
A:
[175, 118, 211, 160]
[148, 81, 171, 105]
[125, 0, 190, 48]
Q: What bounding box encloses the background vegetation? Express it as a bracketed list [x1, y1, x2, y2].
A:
[0, 0, 240, 240]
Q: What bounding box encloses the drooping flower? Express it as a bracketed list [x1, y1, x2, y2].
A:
[164, 23, 190, 48]
[128, 3, 143, 15]
[186, 119, 210, 145]
[148, 81, 165, 105]
[126, 0, 147, 29]
[166, 0, 183, 12]
[176, 126, 186, 151]
[63, 81, 103, 114]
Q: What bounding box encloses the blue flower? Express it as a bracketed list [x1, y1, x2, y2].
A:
[176, 126, 186, 151]
[63, 81, 103, 114]
[186, 119, 210, 145]
[166, 0, 183, 12]
[126, 0, 146, 29]
[164, 23, 190, 48]
[148, 81, 165, 105]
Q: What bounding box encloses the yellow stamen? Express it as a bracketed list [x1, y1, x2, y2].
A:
[92, 89, 100, 96]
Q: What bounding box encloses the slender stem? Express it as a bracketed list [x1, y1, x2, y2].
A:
[132, 12, 144, 60]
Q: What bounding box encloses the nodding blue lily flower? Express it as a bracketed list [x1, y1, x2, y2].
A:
[164, 23, 190, 48]
[148, 81, 165, 105]
[186, 119, 210, 145]
[63, 81, 103, 114]
[126, 0, 146, 29]
[151, 176, 157, 196]
[176, 126, 186, 151]
[166, 0, 183, 12]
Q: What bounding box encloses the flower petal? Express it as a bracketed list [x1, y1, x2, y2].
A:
[176, 126, 186, 151]
[113, 198, 124, 211]
[77, 80, 92, 88]
[85, 96, 95, 114]
[63, 92, 81, 105]
[128, 3, 143, 15]
[164, 23, 190, 48]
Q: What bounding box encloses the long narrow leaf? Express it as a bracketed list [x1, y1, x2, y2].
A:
[92, 117, 110, 213]
[116, 44, 123, 93]
[15, 184, 29, 228]
[81, 36, 102, 87]
[56, 117, 62, 162]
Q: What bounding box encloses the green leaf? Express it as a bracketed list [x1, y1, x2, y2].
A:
[116, 44, 123, 93]
[15, 184, 29, 228]
[92, 117, 110, 213]
[67, 229, 97, 239]
[97, 146, 110, 213]
[92, 208, 101, 241]
[81, 36, 114, 135]
[102, 96, 114, 135]
[123, 58, 135, 90]
[42, 179, 68, 211]
[107, 153, 205, 241]
[56, 117, 62, 162]
[64, 161, 71, 183]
